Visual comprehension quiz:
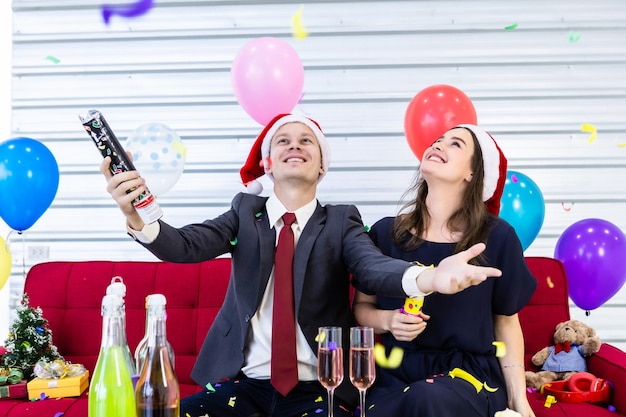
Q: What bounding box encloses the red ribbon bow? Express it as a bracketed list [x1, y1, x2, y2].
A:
[555, 341, 571, 354]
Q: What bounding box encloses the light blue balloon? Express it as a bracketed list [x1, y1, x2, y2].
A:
[499, 170, 545, 250]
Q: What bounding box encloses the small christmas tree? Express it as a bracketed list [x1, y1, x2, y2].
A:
[1, 293, 63, 379]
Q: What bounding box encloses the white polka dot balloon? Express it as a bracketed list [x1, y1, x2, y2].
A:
[125, 123, 186, 197]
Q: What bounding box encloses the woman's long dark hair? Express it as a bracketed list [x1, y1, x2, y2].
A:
[393, 127, 493, 260]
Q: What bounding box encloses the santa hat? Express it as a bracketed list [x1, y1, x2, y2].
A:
[240, 113, 330, 194]
[457, 124, 508, 216]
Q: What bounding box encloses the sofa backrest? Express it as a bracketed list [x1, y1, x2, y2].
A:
[22, 256, 570, 395]
[519, 256, 571, 369]
[23, 258, 232, 397]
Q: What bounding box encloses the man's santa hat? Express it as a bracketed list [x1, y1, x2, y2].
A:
[240, 113, 330, 194]
[457, 124, 508, 216]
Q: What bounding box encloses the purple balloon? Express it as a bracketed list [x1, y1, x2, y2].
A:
[554, 218, 626, 310]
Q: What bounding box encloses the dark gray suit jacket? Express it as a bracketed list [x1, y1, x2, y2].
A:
[141, 192, 411, 403]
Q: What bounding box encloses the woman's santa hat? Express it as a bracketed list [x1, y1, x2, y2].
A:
[240, 113, 331, 194]
[457, 124, 508, 216]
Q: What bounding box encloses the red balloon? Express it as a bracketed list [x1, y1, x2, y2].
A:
[404, 84, 477, 160]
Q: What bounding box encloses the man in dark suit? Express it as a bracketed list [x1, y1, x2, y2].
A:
[101, 113, 501, 417]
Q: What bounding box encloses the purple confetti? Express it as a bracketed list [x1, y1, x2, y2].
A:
[328, 341, 337, 350]
[101, 0, 154, 25]
[511, 174, 519, 183]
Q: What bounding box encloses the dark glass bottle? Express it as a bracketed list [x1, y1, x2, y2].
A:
[135, 294, 180, 417]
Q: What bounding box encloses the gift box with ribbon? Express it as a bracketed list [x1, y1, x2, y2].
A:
[26, 360, 89, 400]
[0, 368, 27, 399]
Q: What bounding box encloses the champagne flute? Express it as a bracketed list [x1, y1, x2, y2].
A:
[317, 326, 344, 417]
[349, 327, 376, 417]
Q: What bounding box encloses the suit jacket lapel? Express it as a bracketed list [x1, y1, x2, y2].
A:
[293, 202, 326, 314]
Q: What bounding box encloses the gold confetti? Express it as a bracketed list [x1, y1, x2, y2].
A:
[374, 343, 404, 368]
[314, 395, 323, 402]
[449, 368, 483, 393]
[228, 396, 236, 407]
[483, 382, 499, 392]
[291, 4, 309, 39]
[581, 123, 597, 144]
[544, 394, 557, 408]
[492, 341, 506, 357]
[315, 331, 326, 343]
[546, 276, 554, 288]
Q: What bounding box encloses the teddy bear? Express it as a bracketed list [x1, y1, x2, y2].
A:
[525, 319, 601, 389]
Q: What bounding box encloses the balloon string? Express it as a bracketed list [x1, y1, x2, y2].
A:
[16, 231, 25, 280]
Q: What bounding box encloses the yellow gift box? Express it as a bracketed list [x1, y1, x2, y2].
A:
[27, 371, 89, 399]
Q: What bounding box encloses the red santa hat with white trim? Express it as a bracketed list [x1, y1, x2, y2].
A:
[240, 113, 331, 195]
[457, 124, 508, 216]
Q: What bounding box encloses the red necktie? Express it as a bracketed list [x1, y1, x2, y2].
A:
[271, 212, 298, 396]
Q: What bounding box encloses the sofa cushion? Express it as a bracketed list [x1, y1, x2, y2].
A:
[22, 258, 232, 397]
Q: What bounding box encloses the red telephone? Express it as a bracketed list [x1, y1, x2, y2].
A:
[542, 372, 611, 404]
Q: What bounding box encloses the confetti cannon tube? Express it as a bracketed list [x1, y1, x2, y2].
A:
[80, 109, 163, 224]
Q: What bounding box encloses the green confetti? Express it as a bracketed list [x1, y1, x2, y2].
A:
[205, 382, 215, 393]
[44, 55, 60, 64]
[504, 22, 518, 30]
[364, 225, 371, 232]
[229, 237, 238, 246]
[568, 31, 581, 42]
[255, 212, 262, 218]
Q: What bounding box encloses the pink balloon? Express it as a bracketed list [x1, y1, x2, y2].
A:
[231, 37, 304, 125]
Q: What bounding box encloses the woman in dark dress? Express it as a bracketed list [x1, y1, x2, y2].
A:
[352, 125, 537, 417]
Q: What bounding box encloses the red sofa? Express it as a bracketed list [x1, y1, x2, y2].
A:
[1, 256, 625, 417]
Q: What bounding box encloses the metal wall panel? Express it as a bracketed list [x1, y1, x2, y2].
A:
[5, 0, 626, 347]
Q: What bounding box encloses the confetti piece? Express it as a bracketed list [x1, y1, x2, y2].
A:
[561, 202, 572, 212]
[403, 386, 411, 392]
[298, 91, 305, 104]
[581, 123, 597, 144]
[291, 4, 309, 39]
[229, 237, 238, 246]
[315, 409, 323, 414]
[426, 378, 434, 383]
[45, 56, 61, 64]
[618, 142, 626, 148]
[53, 413, 65, 417]
[368, 404, 375, 410]
[314, 395, 323, 402]
[568, 31, 581, 42]
[374, 343, 404, 368]
[316, 330, 326, 343]
[255, 212, 263, 218]
[228, 396, 236, 407]
[544, 394, 557, 408]
[101, 0, 154, 25]
[364, 225, 371, 232]
[449, 368, 483, 393]
[205, 382, 215, 393]
[328, 341, 338, 351]
[186, 414, 192, 417]
[492, 341, 506, 357]
[483, 382, 499, 392]
[504, 22, 518, 30]
[511, 174, 518, 183]
[546, 276, 554, 288]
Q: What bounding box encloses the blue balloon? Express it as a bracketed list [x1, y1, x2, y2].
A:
[499, 170, 545, 250]
[0, 137, 60, 231]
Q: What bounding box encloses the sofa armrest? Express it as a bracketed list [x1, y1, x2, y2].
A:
[588, 343, 626, 413]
